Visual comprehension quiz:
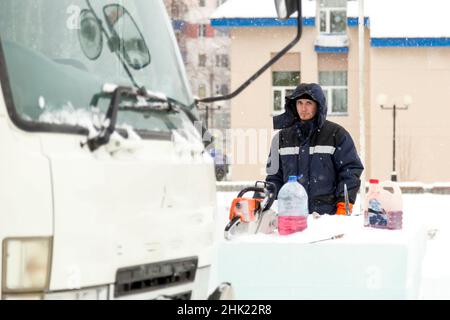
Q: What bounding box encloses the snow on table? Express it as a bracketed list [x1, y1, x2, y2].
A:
[209, 192, 450, 299]
[216, 216, 426, 299]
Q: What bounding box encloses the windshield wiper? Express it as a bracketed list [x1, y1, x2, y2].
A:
[82, 84, 177, 152]
[118, 91, 180, 113]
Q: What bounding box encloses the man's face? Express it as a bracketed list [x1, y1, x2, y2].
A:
[296, 99, 317, 121]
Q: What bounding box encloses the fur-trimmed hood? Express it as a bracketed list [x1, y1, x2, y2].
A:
[273, 83, 327, 130]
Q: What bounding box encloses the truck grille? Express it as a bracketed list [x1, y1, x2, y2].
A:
[114, 257, 198, 298]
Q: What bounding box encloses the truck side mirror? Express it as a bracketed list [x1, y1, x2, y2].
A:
[274, 0, 299, 20]
[197, 0, 302, 104]
[103, 4, 151, 70]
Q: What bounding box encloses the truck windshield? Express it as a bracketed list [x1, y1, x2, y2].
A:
[0, 0, 195, 135]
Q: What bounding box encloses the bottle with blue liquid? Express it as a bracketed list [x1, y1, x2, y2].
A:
[277, 175, 309, 235]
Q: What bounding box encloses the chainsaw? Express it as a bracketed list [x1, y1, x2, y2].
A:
[224, 181, 277, 240]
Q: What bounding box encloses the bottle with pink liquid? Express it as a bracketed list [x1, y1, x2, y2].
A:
[364, 179, 403, 230]
[277, 176, 309, 235]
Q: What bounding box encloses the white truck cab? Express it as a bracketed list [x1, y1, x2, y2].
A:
[0, 0, 217, 300]
[0, 0, 302, 300]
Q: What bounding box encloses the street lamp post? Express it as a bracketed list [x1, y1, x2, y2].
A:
[379, 99, 410, 181]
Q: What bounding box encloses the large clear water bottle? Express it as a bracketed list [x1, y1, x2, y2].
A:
[277, 175, 309, 235]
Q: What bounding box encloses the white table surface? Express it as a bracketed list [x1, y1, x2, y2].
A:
[215, 214, 428, 299]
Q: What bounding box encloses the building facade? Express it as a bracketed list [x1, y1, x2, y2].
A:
[211, 0, 450, 183]
[164, 0, 231, 135]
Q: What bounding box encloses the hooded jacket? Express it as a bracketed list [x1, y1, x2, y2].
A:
[266, 83, 364, 215]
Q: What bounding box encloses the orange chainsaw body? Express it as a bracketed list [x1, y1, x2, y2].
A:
[229, 198, 262, 223]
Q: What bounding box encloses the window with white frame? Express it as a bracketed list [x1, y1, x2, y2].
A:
[216, 54, 229, 68]
[198, 84, 206, 98]
[216, 84, 229, 95]
[272, 71, 300, 113]
[198, 54, 207, 67]
[319, 0, 346, 34]
[319, 71, 347, 114]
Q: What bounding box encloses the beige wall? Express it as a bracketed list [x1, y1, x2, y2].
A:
[228, 24, 450, 183]
[229, 27, 318, 181]
[346, 27, 372, 179]
[271, 52, 301, 71]
[369, 47, 450, 182]
[228, 25, 367, 181]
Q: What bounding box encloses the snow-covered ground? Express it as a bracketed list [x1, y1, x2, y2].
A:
[210, 192, 450, 299]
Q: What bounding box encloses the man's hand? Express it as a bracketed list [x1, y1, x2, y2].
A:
[336, 202, 353, 215]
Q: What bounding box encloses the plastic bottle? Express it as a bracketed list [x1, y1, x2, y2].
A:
[277, 175, 309, 235]
[380, 181, 403, 230]
[364, 179, 403, 230]
[364, 179, 382, 227]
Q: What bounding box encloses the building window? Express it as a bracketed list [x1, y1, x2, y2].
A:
[198, 54, 207, 67]
[319, 0, 346, 34]
[198, 84, 206, 98]
[217, 0, 228, 6]
[220, 84, 229, 95]
[170, 3, 180, 18]
[216, 84, 229, 96]
[198, 24, 207, 37]
[319, 71, 347, 114]
[272, 71, 300, 112]
[215, 84, 229, 95]
[216, 54, 229, 68]
[199, 0, 206, 7]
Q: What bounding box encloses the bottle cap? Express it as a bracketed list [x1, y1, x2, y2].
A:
[288, 176, 298, 182]
[369, 179, 379, 184]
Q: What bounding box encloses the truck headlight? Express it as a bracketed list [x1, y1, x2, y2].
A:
[2, 237, 52, 293]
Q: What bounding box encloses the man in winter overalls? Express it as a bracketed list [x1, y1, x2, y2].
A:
[266, 83, 364, 215]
